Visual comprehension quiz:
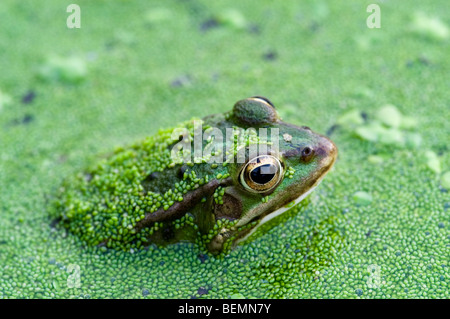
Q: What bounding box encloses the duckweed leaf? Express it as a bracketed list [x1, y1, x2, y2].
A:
[368, 155, 384, 164]
[353, 191, 373, 206]
[378, 127, 404, 146]
[38, 55, 87, 84]
[440, 171, 450, 189]
[144, 8, 172, 24]
[411, 12, 449, 40]
[342, 104, 421, 149]
[354, 122, 384, 142]
[217, 9, 247, 30]
[376, 104, 402, 128]
[337, 109, 364, 126]
[405, 132, 422, 149]
[424, 150, 441, 174]
[400, 116, 418, 129]
[0, 90, 12, 111]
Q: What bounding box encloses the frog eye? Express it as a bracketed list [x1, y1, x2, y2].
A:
[240, 155, 284, 193]
[232, 97, 279, 126]
[301, 146, 315, 162]
[250, 96, 275, 108]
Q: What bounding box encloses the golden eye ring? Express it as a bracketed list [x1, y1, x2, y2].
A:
[239, 155, 284, 193]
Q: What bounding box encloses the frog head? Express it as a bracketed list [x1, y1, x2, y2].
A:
[206, 97, 337, 253]
[56, 96, 337, 255]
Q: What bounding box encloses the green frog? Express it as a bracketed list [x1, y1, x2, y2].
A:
[54, 97, 337, 254]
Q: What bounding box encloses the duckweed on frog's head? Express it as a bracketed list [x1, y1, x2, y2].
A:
[53, 97, 337, 254]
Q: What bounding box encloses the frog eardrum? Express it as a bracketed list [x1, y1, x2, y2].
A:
[54, 97, 337, 254]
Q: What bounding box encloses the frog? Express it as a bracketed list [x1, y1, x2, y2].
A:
[54, 96, 337, 254]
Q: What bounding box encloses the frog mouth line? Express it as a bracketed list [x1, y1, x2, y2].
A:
[234, 155, 336, 245]
[234, 177, 323, 245]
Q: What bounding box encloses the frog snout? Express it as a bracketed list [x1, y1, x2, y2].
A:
[318, 136, 338, 168]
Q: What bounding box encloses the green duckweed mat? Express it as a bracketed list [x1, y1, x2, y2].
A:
[0, 0, 448, 298]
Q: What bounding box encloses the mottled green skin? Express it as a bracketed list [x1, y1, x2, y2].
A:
[54, 98, 336, 254]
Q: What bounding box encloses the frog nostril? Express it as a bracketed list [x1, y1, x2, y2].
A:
[300, 147, 314, 162]
[302, 147, 312, 156]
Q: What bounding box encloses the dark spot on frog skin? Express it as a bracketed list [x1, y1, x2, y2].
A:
[200, 18, 219, 32]
[22, 90, 36, 104]
[365, 229, 372, 238]
[314, 146, 332, 161]
[142, 172, 165, 192]
[149, 172, 161, 180]
[162, 225, 175, 241]
[213, 193, 242, 220]
[177, 165, 188, 179]
[198, 253, 208, 263]
[262, 50, 277, 61]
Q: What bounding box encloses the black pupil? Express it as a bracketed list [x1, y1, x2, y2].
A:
[250, 164, 276, 184]
[303, 147, 311, 155]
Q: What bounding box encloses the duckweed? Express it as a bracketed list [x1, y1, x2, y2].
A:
[352, 191, 373, 206]
[0, 0, 448, 299]
[0, 89, 12, 110]
[440, 172, 450, 189]
[38, 55, 87, 84]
